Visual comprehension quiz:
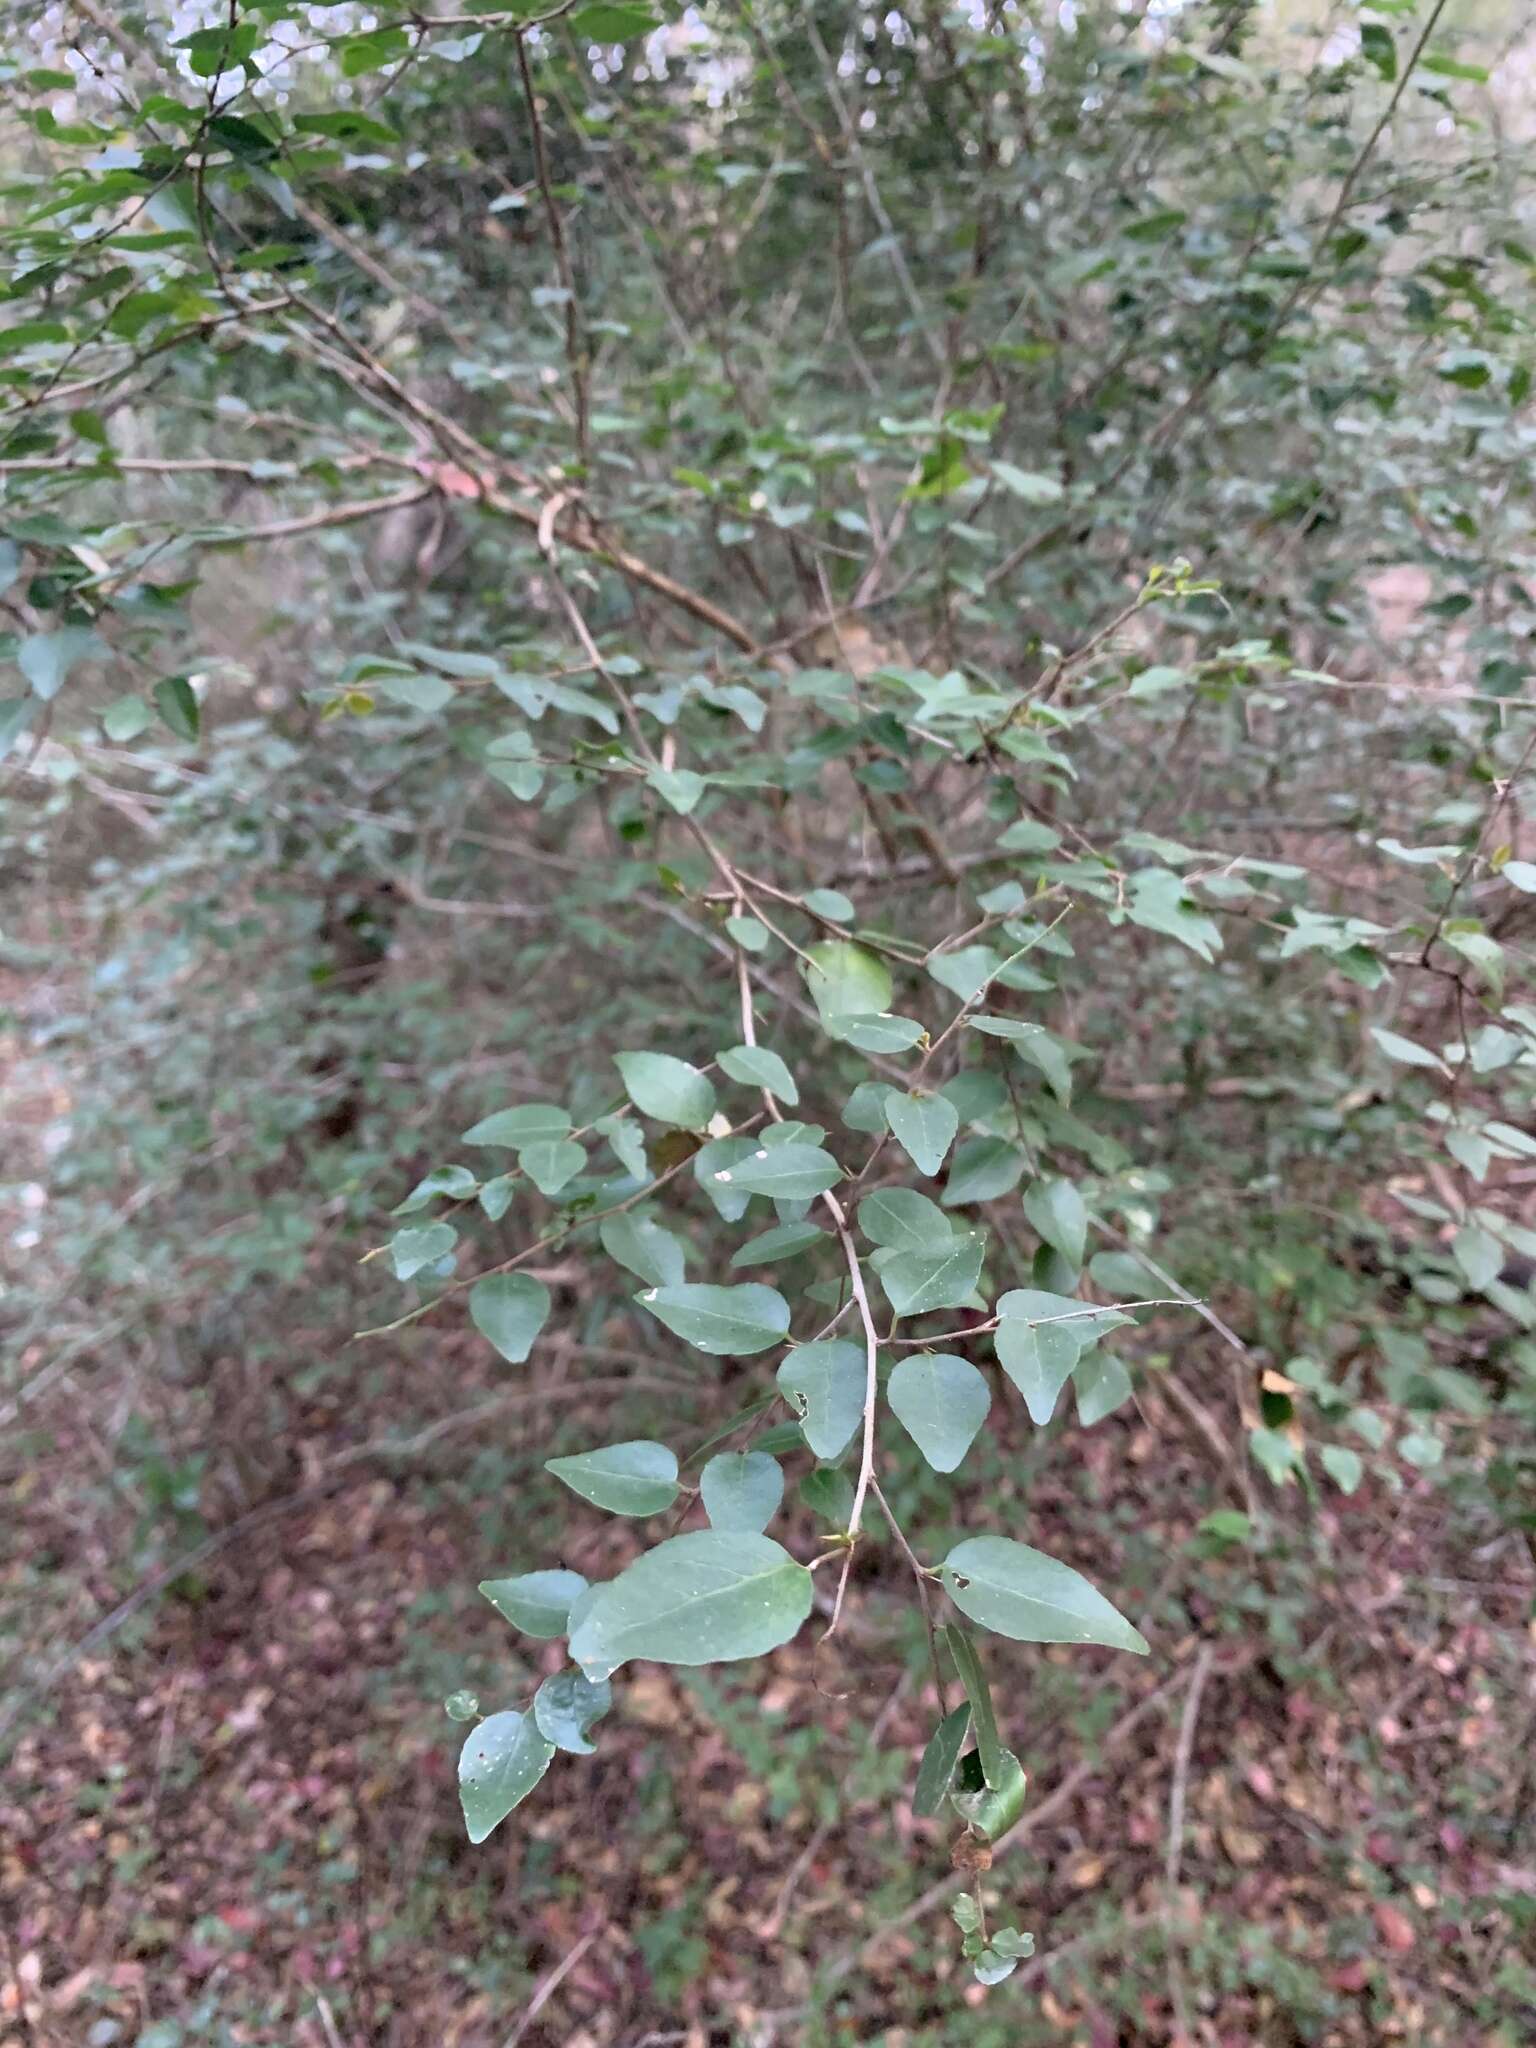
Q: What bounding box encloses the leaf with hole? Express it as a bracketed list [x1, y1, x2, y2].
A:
[545, 1439, 679, 1516]
[533, 1670, 612, 1754]
[777, 1340, 866, 1457]
[568, 1530, 813, 1679]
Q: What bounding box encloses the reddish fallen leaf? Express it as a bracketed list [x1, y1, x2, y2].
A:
[1373, 1902, 1415, 1952]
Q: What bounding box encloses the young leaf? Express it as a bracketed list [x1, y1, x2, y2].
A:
[709, 1141, 841, 1201]
[887, 1353, 991, 1471]
[458, 1711, 555, 1843]
[640, 1282, 791, 1355]
[532, 1670, 612, 1755]
[614, 1051, 716, 1131]
[568, 1530, 813, 1679]
[716, 1043, 800, 1104]
[884, 1090, 960, 1177]
[479, 1568, 588, 1638]
[469, 1272, 551, 1363]
[912, 1703, 971, 1817]
[879, 1231, 986, 1318]
[545, 1439, 679, 1516]
[942, 1535, 1149, 1653]
[699, 1450, 784, 1533]
[777, 1340, 866, 1457]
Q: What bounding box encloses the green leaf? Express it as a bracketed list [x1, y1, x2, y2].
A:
[803, 887, 855, 920]
[1370, 1027, 1446, 1072]
[153, 674, 199, 740]
[469, 1272, 551, 1363]
[887, 1353, 990, 1471]
[730, 1220, 827, 1267]
[708, 1140, 840, 1201]
[571, 4, 658, 39]
[462, 1103, 571, 1148]
[389, 1222, 456, 1280]
[1072, 1350, 1133, 1426]
[700, 1450, 784, 1533]
[614, 1051, 716, 1131]
[884, 1091, 960, 1177]
[1360, 22, 1397, 78]
[993, 1318, 1078, 1424]
[859, 1186, 955, 1252]
[826, 1012, 926, 1052]
[459, 1711, 555, 1843]
[568, 1530, 813, 1680]
[647, 765, 706, 814]
[949, 1743, 1029, 1840]
[966, 1016, 1077, 1101]
[943, 1137, 1027, 1208]
[929, 945, 1002, 1004]
[880, 1231, 986, 1318]
[717, 1043, 799, 1104]
[912, 1703, 971, 1816]
[102, 695, 152, 741]
[943, 1535, 1148, 1654]
[479, 1568, 588, 1638]
[545, 1439, 679, 1515]
[991, 461, 1063, 503]
[942, 1623, 1006, 1788]
[777, 1339, 866, 1457]
[519, 1139, 586, 1198]
[1123, 868, 1221, 960]
[1249, 1426, 1302, 1485]
[600, 1212, 686, 1288]
[727, 914, 769, 952]
[1319, 1445, 1363, 1495]
[1453, 1223, 1502, 1292]
[803, 940, 893, 1024]
[394, 1164, 478, 1214]
[641, 1282, 791, 1355]
[799, 1465, 854, 1524]
[1023, 1178, 1088, 1267]
[533, 1670, 612, 1754]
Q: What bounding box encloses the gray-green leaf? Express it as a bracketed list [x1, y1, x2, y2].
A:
[1023, 1178, 1088, 1268]
[884, 1090, 960, 1177]
[641, 1282, 791, 1355]
[568, 1530, 813, 1679]
[942, 1534, 1148, 1653]
[879, 1231, 986, 1318]
[545, 1439, 679, 1516]
[469, 1272, 551, 1363]
[458, 1711, 555, 1842]
[462, 1103, 571, 1148]
[776, 1340, 866, 1458]
[716, 1043, 800, 1105]
[479, 1568, 588, 1637]
[600, 1211, 687, 1288]
[710, 1141, 841, 1201]
[614, 1050, 717, 1131]
[532, 1670, 612, 1754]
[389, 1222, 456, 1280]
[700, 1450, 784, 1533]
[887, 1353, 990, 1472]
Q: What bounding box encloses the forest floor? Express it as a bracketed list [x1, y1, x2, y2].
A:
[4, 1307, 1535, 2048]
